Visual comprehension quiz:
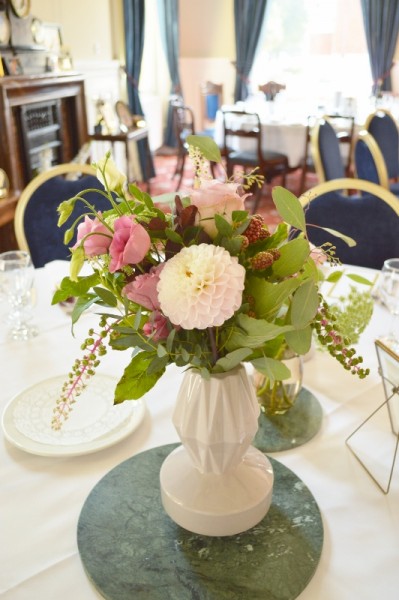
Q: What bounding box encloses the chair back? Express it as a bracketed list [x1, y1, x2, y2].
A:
[354, 130, 389, 189]
[14, 163, 110, 268]
[200, 81, 223, 133]
[222, 109, 263, 167]
[298, 178, 399, 269]
[311, 117, 346, 182]
[365, 109, 399, 180]
[115, 100, 145, 131]
[172, 103, 196, 152]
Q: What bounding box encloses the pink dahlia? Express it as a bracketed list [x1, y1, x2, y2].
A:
[157, 244, 245, 329]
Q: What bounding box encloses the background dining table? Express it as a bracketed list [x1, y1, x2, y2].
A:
[1, 260, 398, 599]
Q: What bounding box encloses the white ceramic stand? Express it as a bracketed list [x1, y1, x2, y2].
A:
[160, 444, 274, 536]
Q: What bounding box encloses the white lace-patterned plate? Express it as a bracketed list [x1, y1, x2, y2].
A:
[2, 375, 146, 457]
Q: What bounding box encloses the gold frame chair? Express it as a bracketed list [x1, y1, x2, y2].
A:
[15, 163, 96, 253]
[298, 177, 399, 216]
[310, 115, 355, 183]
[354, 130, 390, 189]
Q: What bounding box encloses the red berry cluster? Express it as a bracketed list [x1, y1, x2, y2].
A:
[243, 214, 270, 244]
[250, 249, 281, 270]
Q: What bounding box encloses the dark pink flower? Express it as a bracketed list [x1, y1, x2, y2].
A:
[75, 214, 111, 257]
[109, 215, 151, 273]
[123, 265, 164, 310]
[143, 311, 169, 341]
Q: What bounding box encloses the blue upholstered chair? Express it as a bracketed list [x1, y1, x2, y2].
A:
[354, 130, 392, 189]
[14, 163, 110, 268]
[365, 109, 399, 182]
[299, 178, 399, 269]
[311, 118, 347, 183]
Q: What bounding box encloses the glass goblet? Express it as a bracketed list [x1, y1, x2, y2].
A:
[0, 250, 38, 341]
[379, 258, 399, 349]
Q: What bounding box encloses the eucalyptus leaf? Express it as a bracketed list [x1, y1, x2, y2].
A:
[213, 348, 252, 372]
[272, 237, 310, 278]
[321, 226, 356, 247]
[250, 356, 291, 384]
[346, 273, 373, 286]
[226, 314, 294, 350]
[246, 276, 301, 319]
[186, 135, 222, 163]
[285, 325, 313, 354]
[325, 270, 344, 283]
[272, 186, 306, 231]
[291, 280, 319, 328]
[214, 214, 233, 237]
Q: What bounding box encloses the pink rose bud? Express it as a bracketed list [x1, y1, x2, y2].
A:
[143, 311, 169, 341]
[75, 214, 111, 257]
[123, 265, 164, 310]
[109, 215, 151, 273]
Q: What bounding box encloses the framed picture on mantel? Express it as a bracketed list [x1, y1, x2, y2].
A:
[2, 55, 23, 75]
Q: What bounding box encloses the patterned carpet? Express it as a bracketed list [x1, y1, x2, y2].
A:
[149, 152, 318, 229]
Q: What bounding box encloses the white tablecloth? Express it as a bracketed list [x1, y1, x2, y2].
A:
[1, 261, 399, 599]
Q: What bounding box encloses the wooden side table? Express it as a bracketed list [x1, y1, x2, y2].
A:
[88, 127, 152, 192]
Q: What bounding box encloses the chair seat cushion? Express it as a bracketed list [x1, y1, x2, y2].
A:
[228, 150, 288, 165]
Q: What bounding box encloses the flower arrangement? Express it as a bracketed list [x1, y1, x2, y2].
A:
[51, 136, 369, 429]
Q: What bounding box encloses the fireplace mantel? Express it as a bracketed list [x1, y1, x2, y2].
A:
[0, 71, 88, 193]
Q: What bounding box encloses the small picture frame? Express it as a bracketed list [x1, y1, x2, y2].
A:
[2, 56, 23, 76]
[42, 22, 62, 54]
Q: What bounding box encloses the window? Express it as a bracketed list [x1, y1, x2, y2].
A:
[250, 0, 372, 121]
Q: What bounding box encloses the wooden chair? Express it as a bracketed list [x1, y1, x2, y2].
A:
[115, 100, 146, 132]
[222, 108, 289, 213]
[200, 81, 223, 135]
[299, 115, 355, 194]
[14, 163, 110, 268]
[298, 178, 399, 269]
[258, 81, 286, 102]
[171, 102, 196, 191]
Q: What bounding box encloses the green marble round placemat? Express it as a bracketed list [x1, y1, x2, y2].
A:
[77, 443, 323, 600]
[253, 388, 323, 453]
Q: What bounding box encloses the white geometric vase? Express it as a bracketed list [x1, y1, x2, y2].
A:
[160, 364, 274, 536]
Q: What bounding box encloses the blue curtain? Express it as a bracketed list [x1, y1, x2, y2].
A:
[123, 0, 155, 179]
[360, 0, 399, 95]
[157, 0, 182, 147]
[233, 0, 267, 102]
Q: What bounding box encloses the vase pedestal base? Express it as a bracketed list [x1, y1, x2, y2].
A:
[160, 444, 274, 537]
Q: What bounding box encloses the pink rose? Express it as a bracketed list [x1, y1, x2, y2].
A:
[143, 311, 169, 341]
[109, 215, 151, 273]
[190, 179, 249, 238]
[74, 214, 111, 257]
[123, 265, 164, 310]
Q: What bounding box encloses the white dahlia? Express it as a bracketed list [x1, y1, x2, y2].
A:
[157, 244, 245, 329]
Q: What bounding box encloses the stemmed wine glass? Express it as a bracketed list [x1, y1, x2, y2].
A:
[0, 250, 38, 341]
[379, 258, 399, 350]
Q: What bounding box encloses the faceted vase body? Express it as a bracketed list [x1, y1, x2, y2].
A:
[255, 352, 303, 416]
[160, 365, 274, 536]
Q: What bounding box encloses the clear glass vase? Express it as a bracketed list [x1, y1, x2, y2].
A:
[255, 351, 303, 416]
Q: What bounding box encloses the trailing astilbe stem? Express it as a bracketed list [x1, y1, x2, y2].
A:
[51, 318, 114, 430]
[313, 296, 370, 379]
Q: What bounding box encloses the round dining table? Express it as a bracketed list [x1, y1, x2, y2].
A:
[1, 260, 398, 599]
